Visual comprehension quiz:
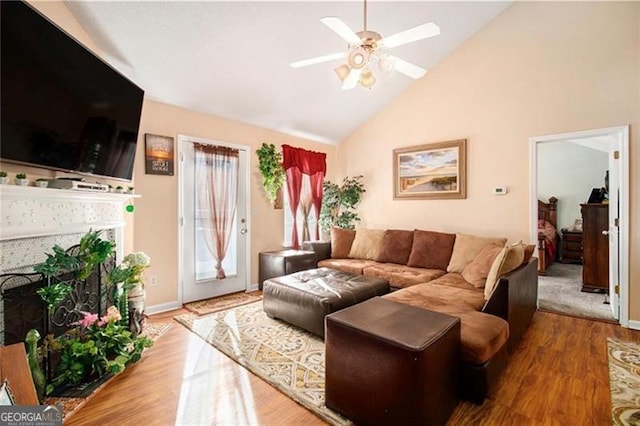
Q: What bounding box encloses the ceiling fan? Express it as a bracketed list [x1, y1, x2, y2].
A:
[290, 0, 440, 90]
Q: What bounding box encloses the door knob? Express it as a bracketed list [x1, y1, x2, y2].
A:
[602, 230, 609, 235]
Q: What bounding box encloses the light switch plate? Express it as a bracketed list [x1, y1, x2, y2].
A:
[493, 187, 508, 195]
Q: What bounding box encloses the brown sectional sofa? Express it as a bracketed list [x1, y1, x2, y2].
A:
[303, 227, 538, 403]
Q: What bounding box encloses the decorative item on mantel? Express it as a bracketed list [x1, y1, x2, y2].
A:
[256, 142, 286, 209]
[15, 172, 28, 186]
[35, 178, 48, 188]
[0, 171, 8, 184]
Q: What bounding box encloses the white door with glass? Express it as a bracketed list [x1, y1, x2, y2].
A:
[180, 137, 249, 303]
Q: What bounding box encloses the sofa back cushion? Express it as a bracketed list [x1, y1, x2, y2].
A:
[348, 228, 385, 260]
[447, 233, 507, 273]
[461, 244, 504, 288]
[331, 228, 356, 259]
[484, 242, 526, 299]
[406, 230, 456, 270]
[376, 229, 414, 264]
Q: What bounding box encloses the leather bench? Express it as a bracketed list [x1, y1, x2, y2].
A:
[325, 297, 461, 425]
[262, 267, 389, 337]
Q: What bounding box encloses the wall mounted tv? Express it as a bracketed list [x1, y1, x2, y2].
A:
[1, 1, 144, 182]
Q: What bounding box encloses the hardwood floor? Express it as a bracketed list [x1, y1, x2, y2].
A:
[66, 309, 639, 425]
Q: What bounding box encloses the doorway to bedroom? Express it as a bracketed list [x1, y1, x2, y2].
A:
[530, 126, 629, 325]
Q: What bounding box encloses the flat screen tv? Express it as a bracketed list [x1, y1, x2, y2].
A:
[1, 1, 144, 181]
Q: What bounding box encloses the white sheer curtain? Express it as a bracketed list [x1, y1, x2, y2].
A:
[194, 143, 239, 279]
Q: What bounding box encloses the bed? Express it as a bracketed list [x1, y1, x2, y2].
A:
[538, 196, 559, 275]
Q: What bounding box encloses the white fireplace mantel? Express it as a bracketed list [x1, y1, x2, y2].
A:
[0, 185, 139, 241]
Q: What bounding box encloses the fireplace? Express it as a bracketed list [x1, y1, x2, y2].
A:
[0, 185, 134, 345]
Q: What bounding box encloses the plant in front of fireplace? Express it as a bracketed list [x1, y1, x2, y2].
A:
[0, 171, 8, 184]
[319, 175, 366, 234]
[34, 230, 116, 309]
[107, 251, 151, 335]
[44, 306, 152, 395]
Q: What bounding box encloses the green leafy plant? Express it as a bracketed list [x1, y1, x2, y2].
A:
[36, 178, 48, 182]
[44, 307, 153, 394]
[0, 171, 7, 178]
[319, 175, 366, 233]
[256, 143, 286, 204]
[16, 173, 27, 179]
[34, 230, 115, 308]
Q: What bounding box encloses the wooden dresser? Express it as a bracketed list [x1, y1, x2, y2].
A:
[560, 230, 583, 264]
[581, 203, 609, 293]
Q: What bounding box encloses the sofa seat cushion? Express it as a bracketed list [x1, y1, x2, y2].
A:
[385, 282, 485, 313]
[318, 258, 378, 275]
[362, 263, 445, 289]
[427, 272, 480, 292]
[384, 285, 508, 364]
[454, 311, 509, 365]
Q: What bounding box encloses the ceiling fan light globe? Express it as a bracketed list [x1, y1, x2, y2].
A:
[348, 48, 368, 69]
[359, 68, 376, 88]
[378, 56, 395, 75]
[334, 64, 351, 82]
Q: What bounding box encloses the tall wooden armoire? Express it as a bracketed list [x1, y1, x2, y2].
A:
[580, 203, 609, 292]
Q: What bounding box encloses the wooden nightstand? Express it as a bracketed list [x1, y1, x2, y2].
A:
[560, 229, 583, 264]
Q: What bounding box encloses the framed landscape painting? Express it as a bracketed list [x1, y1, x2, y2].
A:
[393, 139, 467, 200]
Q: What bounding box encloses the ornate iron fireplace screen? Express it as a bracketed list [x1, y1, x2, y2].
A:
[0, 247, 116, 346]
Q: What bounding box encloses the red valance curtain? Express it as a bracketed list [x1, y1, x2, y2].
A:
[282, 145, 326, 249]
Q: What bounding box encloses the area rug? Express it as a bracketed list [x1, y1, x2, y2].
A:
[538, 263, 613, 321]
[608, 338, 640, 425]
[43, 321, 172, 420]
[174, 302, 350, 425]
[183, 291, 263, 316]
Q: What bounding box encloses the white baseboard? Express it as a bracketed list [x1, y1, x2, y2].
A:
[247, 283, 259, 292]
[627, 320, 640, 330]
[146, 301, 181, 315]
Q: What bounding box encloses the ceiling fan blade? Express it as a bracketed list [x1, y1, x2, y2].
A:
[290, 52, 346, 68]
[386, 55, 427, 79]
[380, 22, 440, 49]
[342, 68, 363, 90]
[321, 17, 361, 45]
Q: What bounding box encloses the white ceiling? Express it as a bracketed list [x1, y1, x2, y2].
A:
[65, 1, 511, 144]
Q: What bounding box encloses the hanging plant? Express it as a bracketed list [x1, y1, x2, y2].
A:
[256, 143, 286, 204]
[319, 175, 366, 233]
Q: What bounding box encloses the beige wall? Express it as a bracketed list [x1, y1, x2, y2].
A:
[338, 2, 640, 319]
[136, 100, 335, 307]
[13, 1, 337, 308]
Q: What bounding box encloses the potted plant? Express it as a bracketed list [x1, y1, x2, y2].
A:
[15, 172, 28, 186]
[35, 178, 49, 188]
[115, 185, 124, 193]
[256, 143, 286, 207]
[319, 175, 366, 234]
[0, 171, 8, 185]
[127, 186, 134, 194]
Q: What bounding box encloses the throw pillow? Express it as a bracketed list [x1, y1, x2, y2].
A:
[461, 244, 504, 288]
[331, 228, 356, 259]
[406, 230, 456, 270]
[348, 228, 385, 261]
[447, 233, 508, 273]
[522, 243, 536, 265]
[484, 242, 526, 299]
[377, 230, 414, 264]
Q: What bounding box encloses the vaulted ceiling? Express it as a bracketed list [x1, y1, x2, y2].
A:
[66, 1, 511, 144]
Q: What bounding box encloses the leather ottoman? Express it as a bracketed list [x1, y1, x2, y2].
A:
[262, 267, 389, 338]
[325, 297, 460, 426]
